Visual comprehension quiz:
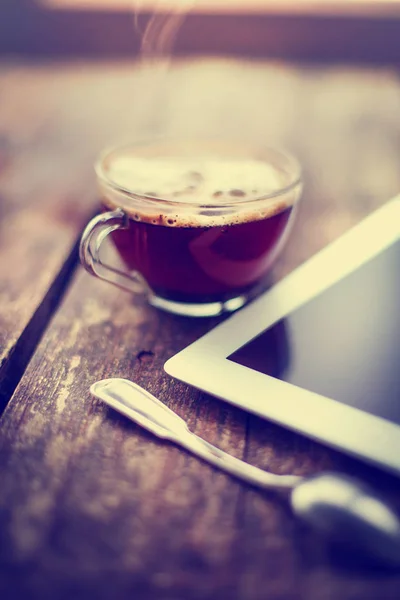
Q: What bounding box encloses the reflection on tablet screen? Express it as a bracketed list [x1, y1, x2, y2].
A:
[229, 240, 400, 425]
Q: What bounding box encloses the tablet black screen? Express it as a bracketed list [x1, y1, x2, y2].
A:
[229, 239, 400, 425]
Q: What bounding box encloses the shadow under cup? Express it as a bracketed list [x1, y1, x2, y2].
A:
[79, 139, 302, 317]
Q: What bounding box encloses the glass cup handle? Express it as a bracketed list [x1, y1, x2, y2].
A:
[79, 209, 148, 295]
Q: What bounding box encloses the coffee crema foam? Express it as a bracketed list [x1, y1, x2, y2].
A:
[102, 154, 300, 228]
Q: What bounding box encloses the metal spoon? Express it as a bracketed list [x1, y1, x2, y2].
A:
[91, 377, 400, 566]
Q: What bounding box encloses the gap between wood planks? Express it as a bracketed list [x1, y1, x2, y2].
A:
[0, 236, 83, 417]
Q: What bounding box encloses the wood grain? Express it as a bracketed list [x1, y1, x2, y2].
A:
[1, 58, 400, 599]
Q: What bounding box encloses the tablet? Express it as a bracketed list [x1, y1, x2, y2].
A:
[164, 196, 400, 476]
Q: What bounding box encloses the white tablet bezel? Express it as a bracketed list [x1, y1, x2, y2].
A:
[165, 196, 400, 476]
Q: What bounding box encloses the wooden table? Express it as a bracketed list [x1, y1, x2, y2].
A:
[0, 57, 399, 600]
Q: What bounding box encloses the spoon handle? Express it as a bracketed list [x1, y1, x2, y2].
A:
[178, 431, 301, 490]
[91, 377, 301, 490]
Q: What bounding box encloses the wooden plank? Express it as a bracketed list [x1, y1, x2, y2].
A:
[0, 63, 97, 412]
[1, 59, 400, 599]
[40, 0, 400, 18]
[2, 1, 400, 63]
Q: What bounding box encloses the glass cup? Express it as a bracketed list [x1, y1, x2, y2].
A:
[79, 138, 302, 317]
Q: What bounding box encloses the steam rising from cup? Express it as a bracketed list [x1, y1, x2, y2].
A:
[134, 0, 194, 59]
[129, 1, 195, 135]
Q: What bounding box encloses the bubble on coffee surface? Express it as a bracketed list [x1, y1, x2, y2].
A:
[105, 153, 296, 227]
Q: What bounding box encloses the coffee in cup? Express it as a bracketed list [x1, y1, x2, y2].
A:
[80, 138, 302, 316]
